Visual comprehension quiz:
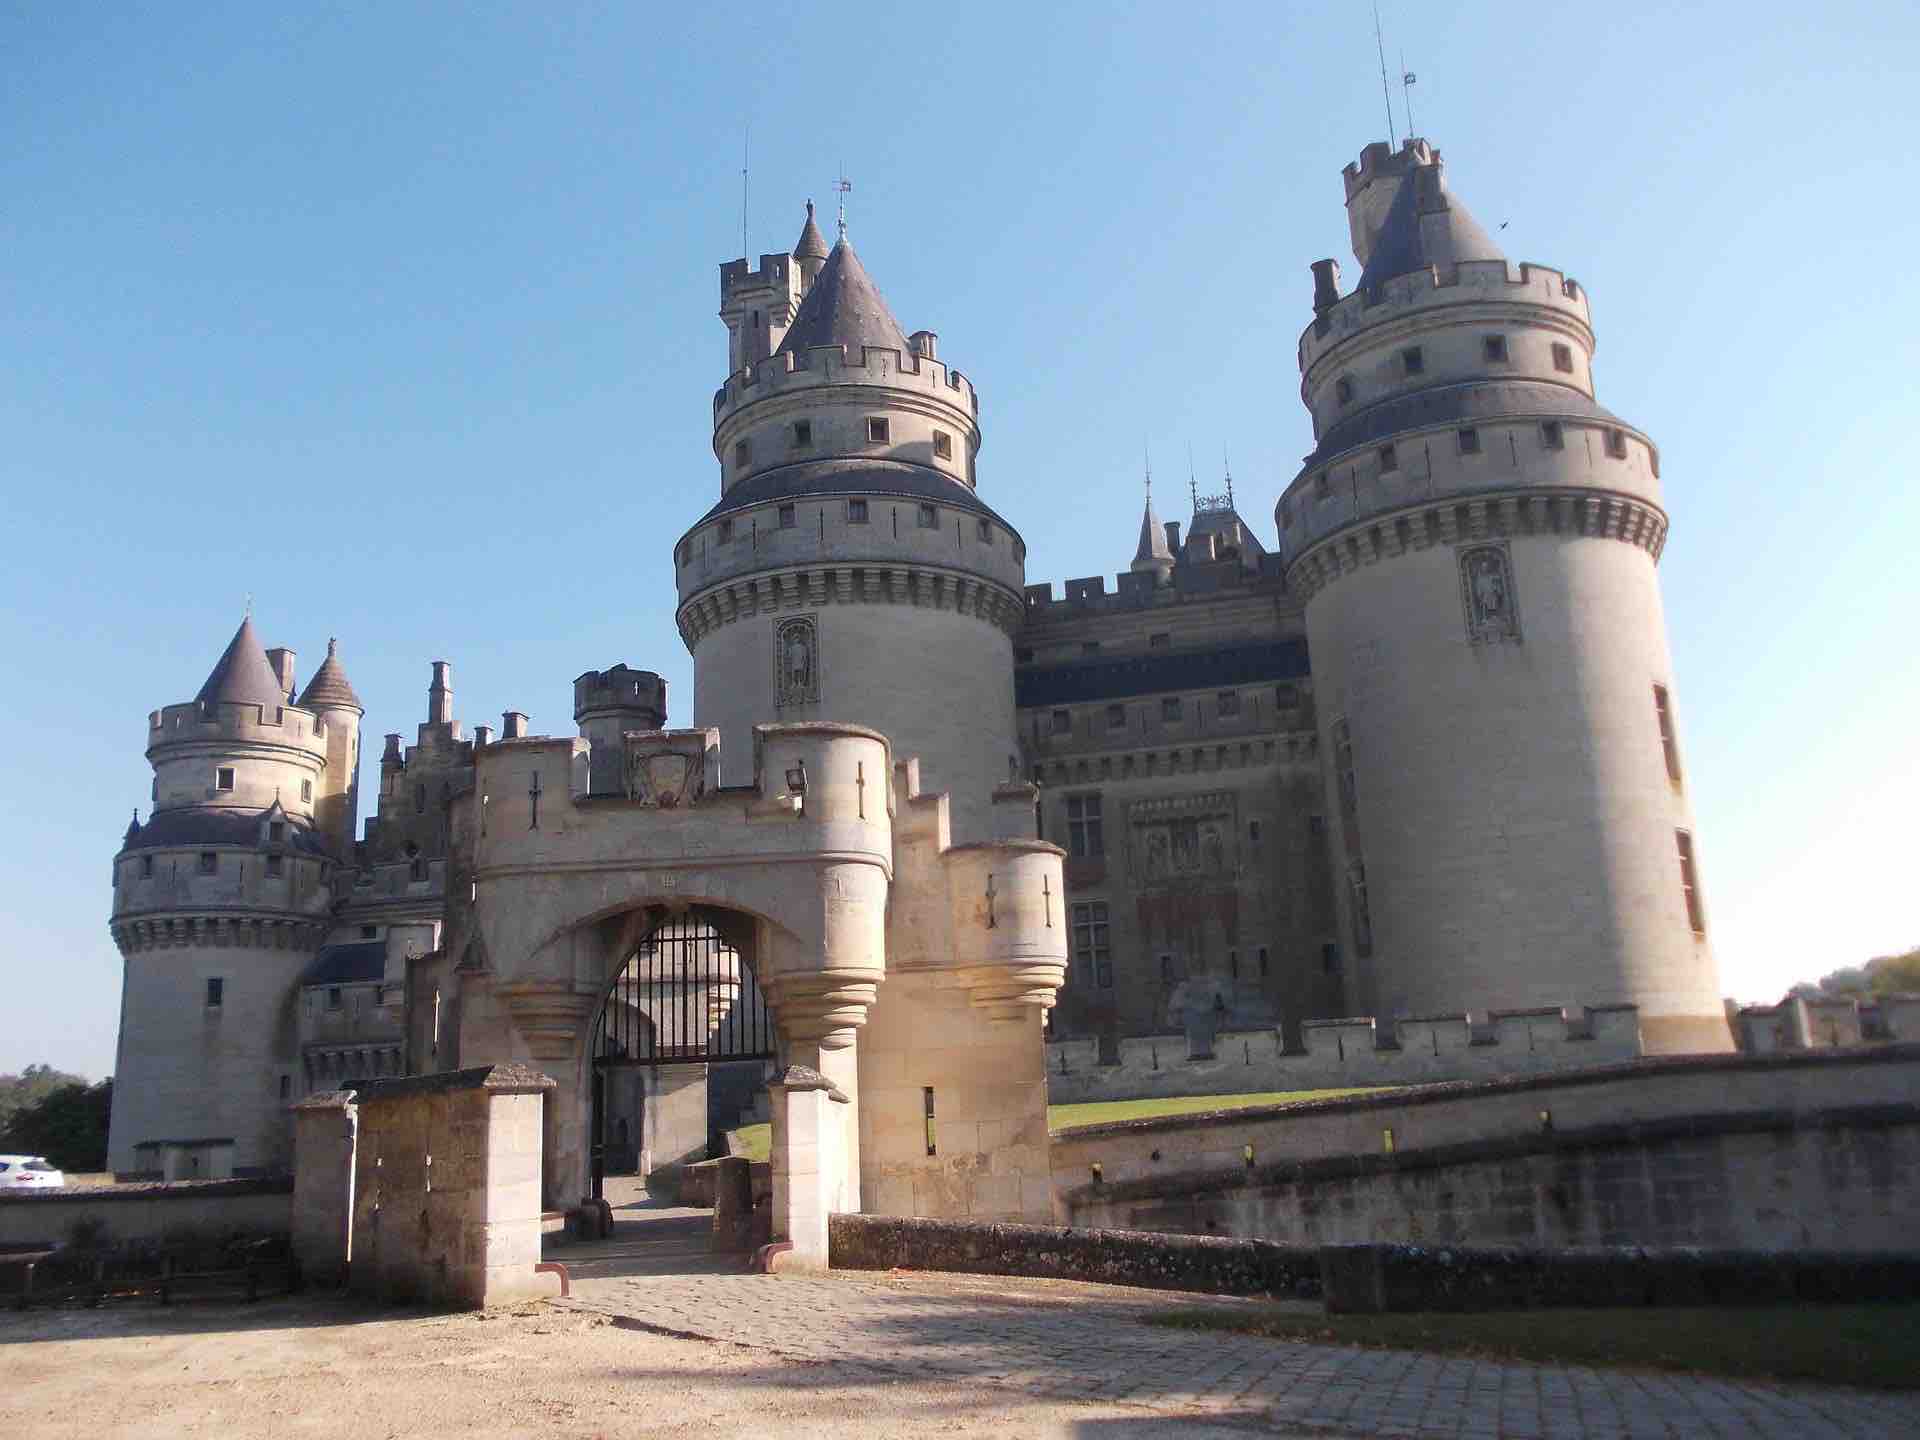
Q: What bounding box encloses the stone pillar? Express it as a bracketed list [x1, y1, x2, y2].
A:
[766, 1060, 854, 1267]
[291, 1090, 358, 1287]
[349, 1063, 556, 1309]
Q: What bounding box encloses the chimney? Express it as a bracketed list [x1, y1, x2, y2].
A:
[472, 724, 494, 748]
[1164, 521, 1182, 554]
[908, 330, 938, 360]
[427, 661, 454, 725]
[1189, 531, 1218, 562]
[501, 711, 528, 740]
[265, 647, 297, 700]
[1311, 258, 1342, 313]
[381, 733, 404, 768]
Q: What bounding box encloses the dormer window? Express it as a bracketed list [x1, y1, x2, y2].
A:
[215, 767, 235, 792]
[866, 417, 890, 444]
[269, 821, 286, 844]
[1401, 346, 1424, 376]
[792, 420, 812, 448]
[933, 430, 953, 459]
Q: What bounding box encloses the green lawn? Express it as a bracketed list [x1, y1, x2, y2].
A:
[1144, 1304, 1920, 1390]
[727, 1122, 770, 1163]
[1048, 1089, 1383, 1131]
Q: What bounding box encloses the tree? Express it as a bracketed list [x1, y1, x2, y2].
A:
[0, 1079, 112, 1172]
[0, 1064, 87, 1135]
[1786, 947, 1920, 1003]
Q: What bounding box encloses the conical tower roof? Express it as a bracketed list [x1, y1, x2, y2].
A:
[194, 616, 288, 710]
[776, 238, 910, 358]
[792, 200, 829, 262]
[1357, 156, 1506, 290]
[1131, 492, 1172, 572]
[297, 637, 363, 712]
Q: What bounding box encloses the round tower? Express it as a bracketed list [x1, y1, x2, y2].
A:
[676, 207, 1026, 839]
[573, 663, 668, 794]
[1275, 139, 1728, 1053]
[108, 617, 339, 1176]
[296, 637, 364, 862]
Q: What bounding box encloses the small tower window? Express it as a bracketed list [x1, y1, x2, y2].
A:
[1458, 428, 1482, 455]
[1541, 421, 1565, 450]
[1552, 343, 1574, 373]
[1335, 376, 1354, 406]
[1378, 444, 1399, 472]
[1050, 709, 1072, 735]
[918, 503, 938, 529]
[1314, 473, 1330, 500]
[414, 783, 426, 814]
[717, 518, 734, 544]
[141, 855, 154, 878]
[1161, 697, 1183, 722]
[205, 977, 224, 1009]
[733, 438, 751, 468]
[1258, 945, 1270, 977]
[791, 420, 812, 448]
[410, 856, 428, 883]
[215, 767, 235, 792]
[1106, 704, 1126, 730]
[933, 430, 953, 459]
[1217, 690, 1241, 716]
[1676, 830, 1706, 934]
[1401, 346, 1425, 376]
[1275, 684, 1298, 708]
[1322, 942, 1341, 975]
[976, 518, 991, 542]
[778, 503, 796, 529]
[1654, 684, 1682, 783]
[847, 498, 869, 524]
[265, 855, 283, 878]
[301, 779, 312, 802]
[327, 987, 342, 1011]
[198, 852, 218, 875]
[866, 417, 890, 444]
[1606, 429, 1629, 459]
[1484, 335, 1509, 362]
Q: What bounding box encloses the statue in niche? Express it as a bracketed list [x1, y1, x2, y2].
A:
[1459, 543, 1522, 645]
[1170, 819, 1199, 872]
[775, 615, 821, 707]
[1145, 829, 1169, 879]
[1201, 823, 1225, 875]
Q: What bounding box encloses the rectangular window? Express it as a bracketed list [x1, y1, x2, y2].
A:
[1217, 690, 1241, 717]
[847, 498, 869, 524]
[1258, 945, 1270, 977]
[215, 767, 235, 792]
[327, 987, 342, 1010]
[1309, 813, 1327, 836]
[269, 821, 286, 843]
[923, 1087, 937, 1156]
[1541, 421, 1564, 450]
[976, 518, 991, 542]
[717, 518, 734, 544]
[1606, 428, 1628, 459]
[279, 1074, 291, 1100]
[205, 977, 224, 1009]
[1335, 376, 1354, 405]
[1322, 942, 1341, 975]
[410, 857, 428, 883]
[1050, 708, 1072, 736]
[1378, 444, 1398, 472]
[141, 855, 154, 878]
[360, 924, 378, 939]
[1401, 346, 1425, 375]
[1457, 428, 1481, 455]
[1066, 795, 1104, 858]
[791, 420, 812, 448]
[1553, 343, 1574, 373]
[1653, 685, 1682, 783]
[198, 852, 218, 875]
[733, 438, 750, 468]
[1275, 683, 1299, 708]
[1249, 819, 1262, 844]
[1349, 860, 1374, 957]
[1106, 704, 1126, 730]
[1334, 718, 1358, 824]
[1070, 901, 1111, 987]
[1161, 697, 1182, 722]
[1484, 335, 1509, 363]
[917, 502, 938, 529]
[1149, 632, 1170, 649]
[300, 779, 312, 802]
[867, 416, 890, 444]
[265, 855, 283, 878]
[1159, 954, 1174, 983]
[933, 430, 953, 459]
[777, 503, 796, 529]
[1676, 831, 1706, 933]
[414, 783, 426, 814]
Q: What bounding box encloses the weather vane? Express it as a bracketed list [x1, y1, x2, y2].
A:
[834, 170, 853, 241]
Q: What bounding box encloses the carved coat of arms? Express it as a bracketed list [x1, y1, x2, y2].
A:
[623, 741, 706, 808]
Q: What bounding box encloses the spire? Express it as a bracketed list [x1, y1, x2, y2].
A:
[775, 238, 910, 358]
[792, 200, 829, 262]
[1131, 457, 1174, 576]
[297, 637, 363, 713]
[194, 616, 289, 711]
[125, 809, 141, 842]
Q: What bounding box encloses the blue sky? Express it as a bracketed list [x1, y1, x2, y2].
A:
[3, 2, 1916, 1078]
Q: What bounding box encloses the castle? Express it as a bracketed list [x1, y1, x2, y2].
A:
[106, 140, 1730, 1255]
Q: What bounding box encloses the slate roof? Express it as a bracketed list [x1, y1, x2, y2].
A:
[296, 638, 362, 712]
[119, 807, 332, 857]
[1305, 380, 1633, 469]
[303, 942, 386, 986]
[195, 617, 290, 710]
[792, 201, 829, 262]
[1132, 496, 1171, 567]
[775, 239, 910, 358]
[1016, 639, 1310, 707]
[1358, 159, 1506, 291]
[1185, 504, 1269, 557]
[696, 459, 1014, 530]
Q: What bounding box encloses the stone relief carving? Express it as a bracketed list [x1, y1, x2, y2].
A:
[1128, 794, 1237, 886]
[622, 738, 706, 808]
[1459, 542, 1522, 645]
[775, 615, 820, 708]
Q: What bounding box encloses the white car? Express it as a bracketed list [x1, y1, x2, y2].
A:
[0, 1155, 64, 1189]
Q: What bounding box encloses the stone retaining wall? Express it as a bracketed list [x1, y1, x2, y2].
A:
[0, 1176, 292, 1249]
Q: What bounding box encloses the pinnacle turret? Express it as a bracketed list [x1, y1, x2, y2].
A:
[792, 200, 829, 263]
[298, 637, 363, 712]
[1131, 490, 1173, 577]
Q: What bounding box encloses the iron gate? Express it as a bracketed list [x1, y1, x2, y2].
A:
[588, 910, 776, 1198]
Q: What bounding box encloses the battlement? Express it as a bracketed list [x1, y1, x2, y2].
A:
[1046, 1003, 1645, 1104]
[572, 664, 667, 721]
[1019, 554, 1287, 622]
[1341, 136, 1437, 202]
[720, 251, 799, 298]
[148, 698, 330, 758]
[1733, 994, 1920, 1054]
[1298, 258, 1590, 375]
[712, 342, 977, 426]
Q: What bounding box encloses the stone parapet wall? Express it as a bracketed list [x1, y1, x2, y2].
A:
[1046, 1005, 1642, 1104]
[1051, 1046, 1920, 1255]
[0, 1176, 292, 1249]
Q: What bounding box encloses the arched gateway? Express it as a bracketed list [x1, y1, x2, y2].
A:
[414, 722, 1067, 1263]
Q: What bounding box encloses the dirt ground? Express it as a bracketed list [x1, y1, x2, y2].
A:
[0, 1294, 1264, 1439]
